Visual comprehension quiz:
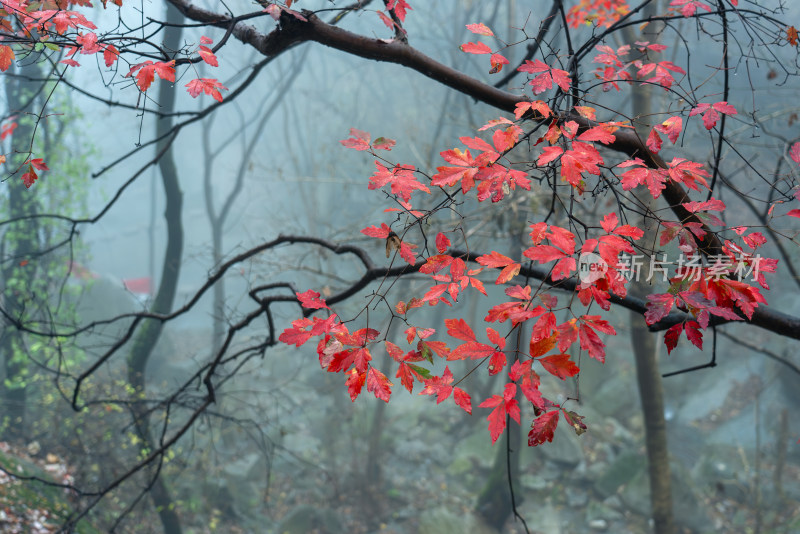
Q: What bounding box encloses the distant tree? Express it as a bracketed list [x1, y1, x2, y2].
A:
[1, 1, 799, 532]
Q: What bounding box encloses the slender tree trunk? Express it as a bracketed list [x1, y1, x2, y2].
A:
[623, 3, 675, 531]
[629, 300, 674, 534]
[1, 61, 42, 440]
[125, 4, 184, 532]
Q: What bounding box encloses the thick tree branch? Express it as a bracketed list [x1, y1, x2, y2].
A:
[167, 2, 724, 257]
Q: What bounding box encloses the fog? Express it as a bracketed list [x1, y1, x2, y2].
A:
[0, 1, 799, 533]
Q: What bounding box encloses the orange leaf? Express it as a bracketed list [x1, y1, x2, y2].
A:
[0, 45, 14, 72]
[787, 25, 798, 46]
[529, 332, 557, 357]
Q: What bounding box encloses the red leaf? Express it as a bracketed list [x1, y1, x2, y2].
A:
[445, 318, 477, 342]
[29, 158, 49, 171]
[185, 78, 227, 102]
[340, 128, 371, 150]
[346, 369, 366, 401]
[435, 232, 451, 253]
[1, 121, 17, 141]
[476, 251, 513, 268]
[578, 124, 617, 144]
[361, 222, 391, 239]
[655, 116, 682, 144]
[712, 101, 737, 115]
[537, 146, 563, 166]
[664, 323, 683, 354]
[0, 45, 15, 72]
[367, 367, 393, 402]
[487, 351, 507, 375]
[129, 60, 175, 91]
[102, 44, 119, 67]
[466, 23, 493, 36]
[420, 365, 456, 403]
[296, 289, 330, 310]
[645, 293, 675, 324]
[453, 387, 472, 414]
[528, 410, 559, 446]
[578, 322, 609, 362]
[514, 100, 552, 119]
[386, 0, 412, 21]
[460, 41, 492, 54]
[479, 383, 520, 443]
[789, 142, 800, 164]
[449, 341, 495, 361]
[419, 340, 451, 359]
[485, 327, 506, 349]
[198, 45, 218, 67]
[396, 363, 417, 393]
[685, 320, 703, 350]
[539, 353, 580, 380]
[574, 106, 596, 120]
[647, 128, 663, 153]
[21, 165, 38, 188]
[368, 161, 429, 203]
[489, 53, 509, 73]
[529, 332, 557, 358]
[377, 10, 396, 29]
[399, 241, 417, 265]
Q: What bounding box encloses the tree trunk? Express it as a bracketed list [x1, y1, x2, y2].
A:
[125, 4, 185, 532]
[623, 3, 675, 530]
[0, 60, 42, 440]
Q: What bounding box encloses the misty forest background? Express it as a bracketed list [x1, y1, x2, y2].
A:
[0, 1, 799, 533]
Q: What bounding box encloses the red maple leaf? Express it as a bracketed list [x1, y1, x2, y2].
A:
[669, 0, 712, 17]
[460, 41, 492, 54]
[21, 165, 38, 188]
[296, 289, 330, 310]
[361, 222, 391, 239]
[518, 59, 571, 95]
[466, 23, 493, 36]
[185, 78, 228, 102]
[476, 251, 521, 284]
[478, 383, 521, 443]
[419, 366, 472, 413]
[198, 45, 218, 67]
[538, 353, 580, 380]
[689, 101, 737, 130]
[0, 45, 15, 72]
[368, 161, 429, 203]
[346, 368, 366, 401]
[386, 0, 412, 21]
[367, 367, 393, 402]
[128, 60, 175, 92]
[528, 410, 559, 446]
[509, 360, 544, 408]
[645, 293, 675, 325]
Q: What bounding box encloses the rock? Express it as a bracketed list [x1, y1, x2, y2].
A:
[587, 499, 623, 522]
[520, 474, 548, 490]
[514, 500, 563, 534]
[565, 487, 588, 507]
[590, 370, 639, 420]
[277, 504, 344, 534]
[540, 422, 585, 467]
[620, 460, 712, 532]
[588, 518, 608, 530]
[594, 450, 645, 496]
[417, 506, 496, 534]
